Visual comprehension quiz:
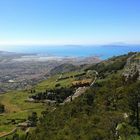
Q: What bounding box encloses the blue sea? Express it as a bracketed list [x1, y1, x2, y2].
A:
[3, 45, 140, 60]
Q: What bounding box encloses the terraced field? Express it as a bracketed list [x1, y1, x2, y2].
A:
[0, 91, 45, 138]
[35, 71, 88, 91]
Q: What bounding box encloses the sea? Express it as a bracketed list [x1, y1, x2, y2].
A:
[2, 45, 140, 60]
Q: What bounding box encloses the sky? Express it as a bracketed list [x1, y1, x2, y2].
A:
[0, 0, 140, 46]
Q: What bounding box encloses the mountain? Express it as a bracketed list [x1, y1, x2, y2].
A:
[23, 52, 140, 140]
[2, 52, 140, 140]
[50, 63, 78, 75]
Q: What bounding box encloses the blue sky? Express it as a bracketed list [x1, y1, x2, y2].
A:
[0, 0, 140, 45]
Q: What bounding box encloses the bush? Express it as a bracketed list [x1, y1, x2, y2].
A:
[0, 104, 5, 113]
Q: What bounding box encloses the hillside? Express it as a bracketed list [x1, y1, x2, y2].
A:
[49, 64, 79, 75]
[0, 51, 100, 93]
[0, 68, 96, 139]
[1, 52, 140, 140]
[26, 52, 140, 140]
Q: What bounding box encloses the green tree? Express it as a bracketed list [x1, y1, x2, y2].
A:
[0, 104, 5, 113]
[28, 112, 38, 127]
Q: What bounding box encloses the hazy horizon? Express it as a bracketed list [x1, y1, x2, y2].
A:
[1, 44, 140, 60]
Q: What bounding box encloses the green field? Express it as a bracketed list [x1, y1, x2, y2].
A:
[35, 71, 88, 91]
[0, 70, 95, 139]
[0, 90, 45, 137]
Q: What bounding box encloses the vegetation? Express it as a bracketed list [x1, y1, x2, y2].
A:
[35, 71, 88, 91]
[0, 104, 5, 113]
[30, 87, 74, 103]
[86, 52, 136, 78]
[1, 52, 140, 140]
[23, 74, 140, 140]
[28, 112, 38, 127]
[0, 91, 46, 138]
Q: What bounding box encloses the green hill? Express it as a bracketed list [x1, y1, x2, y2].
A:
[1, 52, 140, 140]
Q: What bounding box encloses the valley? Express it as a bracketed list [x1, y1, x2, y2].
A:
[0, 51, 100, 93]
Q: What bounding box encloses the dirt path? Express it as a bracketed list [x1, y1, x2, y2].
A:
[0, 128, 17, 138]
[90, 71, 98, 87]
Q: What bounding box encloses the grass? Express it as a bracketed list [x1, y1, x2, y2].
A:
[0, 70, 92, 138]
[134, 53, 140, 59]
[0, 71, 84, 136]
[0, 90, 45, 135]
[35, 71, 87, 91]
[128, 135, 140, 140]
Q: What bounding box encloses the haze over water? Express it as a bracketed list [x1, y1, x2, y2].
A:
[2, 45, 140, 60]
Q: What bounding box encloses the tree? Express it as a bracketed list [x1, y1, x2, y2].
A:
[28, 112, 38, 127]
[0, 104, 5, 113]
[117, 123, 138, 140]
[12, 133, 19, 140]
[127, 82, 140, 129]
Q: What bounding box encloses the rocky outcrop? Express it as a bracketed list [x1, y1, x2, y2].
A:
[122, 53, 140, 82]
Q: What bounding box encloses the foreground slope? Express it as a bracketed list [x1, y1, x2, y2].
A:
[27, 52, 140, 140]
[2, 52, 140, 140]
